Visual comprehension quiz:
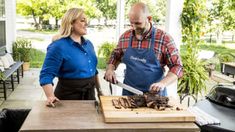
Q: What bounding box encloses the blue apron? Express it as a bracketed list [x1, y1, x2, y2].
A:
[122, 27, 167, 96]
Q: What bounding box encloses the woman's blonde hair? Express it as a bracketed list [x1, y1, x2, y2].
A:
[52, 8, 84, 41]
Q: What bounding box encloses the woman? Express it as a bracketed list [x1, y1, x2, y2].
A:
[40, 8, 102, 107]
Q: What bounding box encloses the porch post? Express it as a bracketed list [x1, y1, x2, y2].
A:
[165, 0, 184, 50]
[5, 0, 16, 53]
[113, 0, 126, 95]
[165, 0, 184, 97]
[116, 0, 125, 42]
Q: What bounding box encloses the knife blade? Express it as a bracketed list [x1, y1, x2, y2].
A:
[115, 81, 144, 95]
[94, 100, 100, 114]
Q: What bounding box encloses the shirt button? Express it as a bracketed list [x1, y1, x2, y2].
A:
[90, 69, 93, 71]
[88, 60, 91, 63]
[84, 53, 87, 55]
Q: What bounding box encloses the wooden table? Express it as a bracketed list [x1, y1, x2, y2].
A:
[20, 101, 199, 132]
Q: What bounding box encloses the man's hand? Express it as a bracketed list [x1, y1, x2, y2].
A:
[149, 72, 178, 93]
[46, 96, 60, 108]
[149, 82, 166, 93]
[104, 64, 117, 84]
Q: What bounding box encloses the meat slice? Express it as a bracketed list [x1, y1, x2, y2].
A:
[144, 93, 171, 110]
[122, 97, 131, 108]
[128, 95, 146, 107]
[112, 92, 172, 110]
[112, 99, 121, 109]
[119, 97, 127, 108]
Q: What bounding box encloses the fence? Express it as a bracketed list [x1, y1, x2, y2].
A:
[202, 34, 235, 43]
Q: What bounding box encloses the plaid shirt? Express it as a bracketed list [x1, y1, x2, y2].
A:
[108, 25, 183, 78]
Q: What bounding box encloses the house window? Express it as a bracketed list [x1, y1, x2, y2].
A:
[0, 21, 5, 48]
[0, 0, 5, 18]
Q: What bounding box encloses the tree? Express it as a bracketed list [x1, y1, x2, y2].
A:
[124, 0, 166, 24]
[207, 0, 235, 43]
[49, 0, 101, 28]
[17, 0, 101, 29]
[96, 0, 116, 25]
[95, 0, 167, 26]
[17, 0, 51, 29]
[48, 0, 68, 28]
[65, 0, 101, 19]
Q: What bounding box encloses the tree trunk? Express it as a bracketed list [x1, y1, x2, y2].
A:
[39, 17, 43, 30]
[104, 17, 108, 26]
[55, 18, 58, 29]
[216, 30, 223, 44]
[32, 10, 39, 30]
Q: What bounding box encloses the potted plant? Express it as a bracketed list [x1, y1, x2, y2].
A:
[178, 0, 208, 102]
[13, 38, 32, 71]
[178, 53, 208, 95]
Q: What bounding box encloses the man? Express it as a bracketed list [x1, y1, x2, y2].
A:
[104, 2, 183, 96]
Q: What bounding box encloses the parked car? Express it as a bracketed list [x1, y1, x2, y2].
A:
[194, 84, 235, 132]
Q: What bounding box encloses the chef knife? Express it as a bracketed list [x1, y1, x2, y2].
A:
[115, 81, 144, 95]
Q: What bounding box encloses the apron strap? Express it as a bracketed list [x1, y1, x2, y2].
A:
[150, 27, 156, 49]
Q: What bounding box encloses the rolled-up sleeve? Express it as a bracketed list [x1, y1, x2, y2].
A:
[39, 43, 63, 86]
[164, 35, 183, 78]
[108, 35, 125, 68]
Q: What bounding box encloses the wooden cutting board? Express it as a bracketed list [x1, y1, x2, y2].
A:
[100, 96, 195, 123]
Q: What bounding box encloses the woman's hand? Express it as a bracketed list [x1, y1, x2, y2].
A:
[42, 84, 60, 107]
[46, 96, 60, 107]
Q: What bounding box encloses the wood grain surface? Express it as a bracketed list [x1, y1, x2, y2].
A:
[100, 96, 195, 123]
[20, 100, 199, 132]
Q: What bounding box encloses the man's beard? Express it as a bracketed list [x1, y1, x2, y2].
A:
[135, 27, 146, 35]
[135, 22, 149, 35]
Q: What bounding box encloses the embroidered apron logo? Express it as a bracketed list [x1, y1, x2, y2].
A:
[130, 56, 147, 63]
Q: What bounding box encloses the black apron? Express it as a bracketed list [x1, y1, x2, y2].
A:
[54, 76, 95, 100]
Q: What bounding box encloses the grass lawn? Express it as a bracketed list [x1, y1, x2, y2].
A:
[19, 29, 57, 34]
[181, 43, 235, 71]
[180, 43, 235, 57]
[30, 49, 46, 68]
[17, 36, 44, 41]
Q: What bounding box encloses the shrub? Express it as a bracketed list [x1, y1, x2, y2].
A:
[13, 38, 32, 62]
[98, 42, 116, 63]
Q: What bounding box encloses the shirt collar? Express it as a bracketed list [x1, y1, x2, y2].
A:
[68, 36, 87, 45]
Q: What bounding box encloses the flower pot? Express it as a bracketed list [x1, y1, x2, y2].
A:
[23, 62, 30, 71]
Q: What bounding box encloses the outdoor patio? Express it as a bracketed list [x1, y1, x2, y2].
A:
[0, 68, 112, 110]
[1, 68, 232, 110]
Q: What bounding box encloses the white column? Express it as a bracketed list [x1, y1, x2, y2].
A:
[113, 0, 125, 95]
[116, 0, 125, 42]
[165, 0, 184, 50]
[165, 0, 184, 97]
[5, 0, 16, 53]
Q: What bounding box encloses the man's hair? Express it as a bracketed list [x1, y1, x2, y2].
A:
[130, 2, 150, 17]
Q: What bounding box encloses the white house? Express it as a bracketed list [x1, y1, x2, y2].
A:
[0, 0, 16, 53]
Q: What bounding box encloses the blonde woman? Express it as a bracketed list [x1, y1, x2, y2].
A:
[40, 8, 102, 107]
